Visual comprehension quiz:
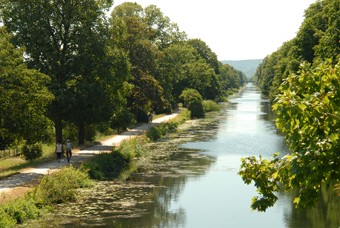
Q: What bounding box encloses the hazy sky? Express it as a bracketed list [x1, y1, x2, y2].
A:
[112, 0, 316, 60]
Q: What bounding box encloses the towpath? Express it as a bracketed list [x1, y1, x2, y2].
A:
[0, 113, 178, 196]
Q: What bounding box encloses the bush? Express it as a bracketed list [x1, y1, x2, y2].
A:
[146, 122, 178, 141]
[33, 166, 93, 205]
[21, 142, 43, 160]
[119, 136, 149, 159]
[85, 137, 149, 180]
[189, 99, 205, 118]
[85, 151, 131, 179]
[110, 108, 136, 132]
[0, 207, 16, 228]
[3, 198, 41, 224]
[202, 100, 220, 112]
[180, 89, 205, 118]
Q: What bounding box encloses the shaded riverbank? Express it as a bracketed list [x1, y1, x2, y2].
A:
[19, 83, 340, 227]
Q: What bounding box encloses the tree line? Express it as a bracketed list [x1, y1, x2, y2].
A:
[0, 1, 246, 150]
[240, 0, 339, 211]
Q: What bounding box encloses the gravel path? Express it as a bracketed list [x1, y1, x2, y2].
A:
[0, 113, 178, 194]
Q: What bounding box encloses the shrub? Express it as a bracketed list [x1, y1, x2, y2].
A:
[21, 142, 43, 160]
[3, 198, 40, 224]
[33, 166, 93, 205]
[0, 207, 16, 228]
[110, 108, 136, 132]
[85, 137, 149, 180]
[85, 151, 131, 179]
[202, 100, 220, 112]
[180, 89, 205, 118]
[189, 99, 205, 118]
[118, 136, 149, 159]
[146, 122, 178, 141]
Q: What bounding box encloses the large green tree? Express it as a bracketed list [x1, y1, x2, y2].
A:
[255, 0, 340, 101]
[219, 63, 246, 92]
[110, 2, 186, 120]
[239, 59, 340, 211]
[0, 28, 53, 149]
[246, 0, 340, 211]
[0, 0, 129, 144]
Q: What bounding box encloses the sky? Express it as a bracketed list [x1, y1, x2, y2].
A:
[111, 0, 317, 61]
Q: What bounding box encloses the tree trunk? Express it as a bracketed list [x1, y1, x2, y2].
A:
[78, 122, 85, 145]
[55, 117, 63, 143]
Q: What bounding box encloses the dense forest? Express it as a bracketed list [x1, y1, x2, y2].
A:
[0, 1, 246, 150]
[240, 0, 339, 211]
[222, 59, 262, 79]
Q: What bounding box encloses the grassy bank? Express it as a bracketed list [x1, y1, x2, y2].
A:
[0, 109, 191, 227]
[0, 166, 93, 227]
[84, 109, 191, 180]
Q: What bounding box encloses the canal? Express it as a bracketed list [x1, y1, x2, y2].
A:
[24, 83, 339, 228]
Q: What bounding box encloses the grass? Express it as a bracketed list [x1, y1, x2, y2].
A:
[0, 144, 56, 180]
[0, 110, 183, 180]
[0, 166, 93, 227]
[0, 108, 189, 226]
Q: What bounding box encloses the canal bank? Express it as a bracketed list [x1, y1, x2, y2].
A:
[15, 83, 340, 227]
[0, 112, 180, 197]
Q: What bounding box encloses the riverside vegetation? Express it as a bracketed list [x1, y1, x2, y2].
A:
[0, 108, 197, 227]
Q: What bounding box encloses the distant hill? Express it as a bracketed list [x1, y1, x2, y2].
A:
[221, 59, 262, 79]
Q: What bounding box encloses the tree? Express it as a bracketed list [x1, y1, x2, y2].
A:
[188, 39, 220, 74]
[187, 39, 222, 99]
[157, 43, 198, 106]
[180, 88, 205, 118]
[1, 0, 116, 144]
[144, 5, 186, 49]
[219, 63, 246, 92]
[111, 2, 175, 120]
[65, 17, 130, 144]
[254, 0, 340, 101]
[239, 59, 340, 211]
[0, 28, 53, 149]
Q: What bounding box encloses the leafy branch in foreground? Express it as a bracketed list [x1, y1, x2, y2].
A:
[239, 59, 340, 211]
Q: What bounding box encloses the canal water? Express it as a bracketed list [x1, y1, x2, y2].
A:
[24, 83, 339, 228]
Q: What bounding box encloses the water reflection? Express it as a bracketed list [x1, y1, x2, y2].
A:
[24, 83, 339, 227]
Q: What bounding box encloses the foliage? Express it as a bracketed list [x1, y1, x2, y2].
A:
[110, 107, 136, 133]
[239, 59, 340, 211]
[2, 198, 41, 224]
[146, 122, 178, 141]
[0, 0, 246, 149]
[110, 2, 184, 120]
[0, 0, 128, 145]
[33, 166, 93, 205]
[219, 63, 246, 95]
[0, 28, 53, 149]
[202, 100, 221, 112]
[85, 151, 131, 179]
[0, 207, 16, 228]
[0, 166, 92, 226]
[180, 89, 205, 118]
[255, 0, 340, 101]
[85, 136, 149, 179]
[118, 136, 149, 159]
[222, 59, 262, 79]
[21, 143, 43, 161]
[247, 0, 340, 211]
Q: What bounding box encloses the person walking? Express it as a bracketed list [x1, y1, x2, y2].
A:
[55, 140, 63, 163]
[65, 139, 72, 162]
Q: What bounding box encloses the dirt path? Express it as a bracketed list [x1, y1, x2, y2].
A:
[0, 113, 178, 199]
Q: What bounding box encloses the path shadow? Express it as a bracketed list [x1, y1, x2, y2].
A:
[118, 128, 146, 136]
[0, 172, 44, 189]
[86, 145, 113, 151]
